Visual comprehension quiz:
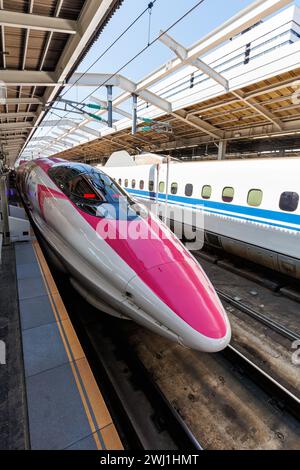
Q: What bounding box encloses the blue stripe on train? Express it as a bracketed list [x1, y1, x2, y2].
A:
[126, 188, 300, 233]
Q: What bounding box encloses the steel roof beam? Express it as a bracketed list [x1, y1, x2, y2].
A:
[1, 133, 26, 139]
[0, 122, 33, 130]
[172, 109, 223, 140]
[0, 128, 28, 134]
[40, 119, 79, 128]
[159, 31, 229, 91]
[90, 0, 292, 119]
[157, 120, 300, 150]
[51, 132, 82, 144]
[77, 125, 100, 138]
[40, 134, 76, 147]
[232, 90, 284, 130]
[48, 0, 290, 156]
[3, 140, 26, 145]
[0, 10, 77, 34]
[29, 136, 56, 143]
[3, 143, 24, 148]
[69, 73, 172, 113]
[35, 124, 100, 157]
[57, 127, 88, 140]
[0, 70, 56, 86]
[136, 0, 292, 93]
[0, 97, 43, 105]
[0, 111, 36, 119]
[21, 0, 292, 160]
[245, 76, 300, 99]
[20, 0, 120, 159]
[90, 96, 131, 119]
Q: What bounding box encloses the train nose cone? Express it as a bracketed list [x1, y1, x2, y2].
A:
[132, 258, 231, 352]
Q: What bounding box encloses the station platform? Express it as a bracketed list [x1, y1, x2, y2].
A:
[0, 236, 123, 450]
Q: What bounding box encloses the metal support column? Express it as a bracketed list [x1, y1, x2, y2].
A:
[218, 140, 227, 160]
[106, 85, 113, 128]
[0, 174, 10, 245]
[132, 93, 138, 135]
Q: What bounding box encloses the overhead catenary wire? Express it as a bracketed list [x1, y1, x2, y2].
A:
[25, 0, 206, 157]
[1, 2, 159, 102]
[59, 1, 158, 100]
[24, 0, 159, 151]
[69, 0, 206, 106]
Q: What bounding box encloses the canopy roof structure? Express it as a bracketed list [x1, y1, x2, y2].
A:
[6, 0, 300, 164]
[0, 0, 124, 166]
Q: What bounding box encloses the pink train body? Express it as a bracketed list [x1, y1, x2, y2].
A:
[17, 157, 231, 352]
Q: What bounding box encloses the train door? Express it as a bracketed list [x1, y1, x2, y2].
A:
[154, 160, 171, 223]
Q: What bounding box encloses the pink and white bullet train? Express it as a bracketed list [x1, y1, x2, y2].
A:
[17, 157, 231, 352]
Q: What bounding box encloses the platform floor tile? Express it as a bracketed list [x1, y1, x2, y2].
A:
[15, 240, 123, 450]
[26, 361, 106, 450]
[19, 295, 56, 331]
[22, 322, 70, 377]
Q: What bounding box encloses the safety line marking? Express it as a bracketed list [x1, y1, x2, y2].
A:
[32, 240, 123, 450]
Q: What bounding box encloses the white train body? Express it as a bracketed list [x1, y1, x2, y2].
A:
[102, 157, 300, 279]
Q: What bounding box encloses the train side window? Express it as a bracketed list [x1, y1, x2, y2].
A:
[247, 189, 263, 207]
[131, 179, 136, 189]
[202, 185, 212, 200]
[279, 192, 299, 212]
[140, 180, 144, 190]
[171, 182, 178, 195]
[149, 180, 154, 191]
[185, 184, 193, 197]
[118, 178, 122, 186]
[222, 187, 234, 203]
[125, 179, 128, 188]
[159, 181, 165, 193]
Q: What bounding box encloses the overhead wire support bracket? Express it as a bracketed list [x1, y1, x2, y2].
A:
[48, 98, 109, 124]
[139, 116, 173, 134]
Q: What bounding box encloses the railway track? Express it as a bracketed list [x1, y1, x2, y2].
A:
[125, 325, 300, 449]
[51, 270, 300, 449]
[33, 223, 300, 449]
[194, 250, 300, 342]
[216, 289, 300, 343]
[55, 277, 300, 448]
[49, 261, 203, 451]
[44, 244, 299, 449]
[195, 249, 300, 302]
[89, 316, 203, 451]
[223, 345, 300, 422]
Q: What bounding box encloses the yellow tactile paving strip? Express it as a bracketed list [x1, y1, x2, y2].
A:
[32, 239, 123, 450]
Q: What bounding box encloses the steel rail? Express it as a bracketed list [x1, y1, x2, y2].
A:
[217, 288, 300, 343]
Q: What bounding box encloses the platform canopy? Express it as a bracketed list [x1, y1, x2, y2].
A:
[0, 0, 124, 166]
[13, 0, 300, 163]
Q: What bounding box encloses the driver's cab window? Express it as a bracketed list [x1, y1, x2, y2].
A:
[48, 164, 141, 219]
[67, 175, 102, 202]
[48, 166, 103, 215]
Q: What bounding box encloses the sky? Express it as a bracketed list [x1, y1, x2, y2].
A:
[31, 0, 300, 152]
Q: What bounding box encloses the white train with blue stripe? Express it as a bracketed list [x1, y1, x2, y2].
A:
[100, 153, 300, 280]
